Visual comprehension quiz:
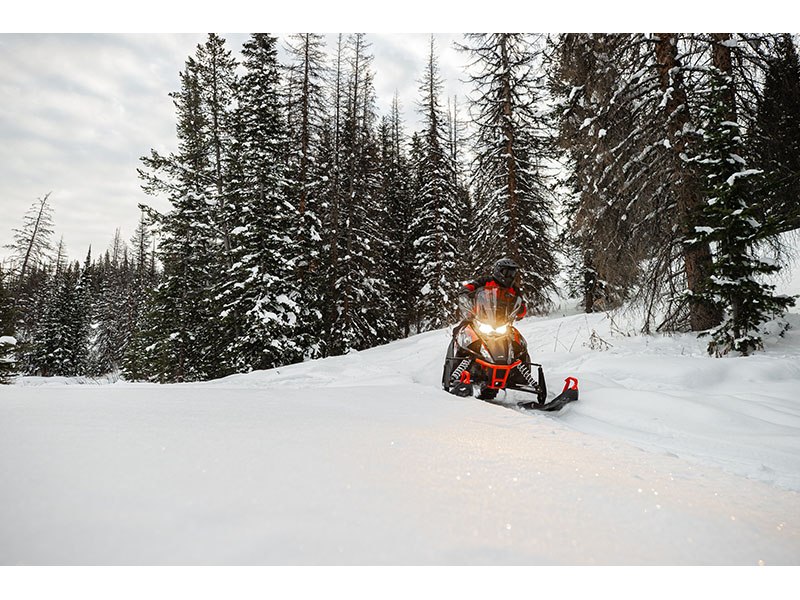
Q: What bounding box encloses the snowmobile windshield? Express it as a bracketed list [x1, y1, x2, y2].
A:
[470, 287, 522, 328]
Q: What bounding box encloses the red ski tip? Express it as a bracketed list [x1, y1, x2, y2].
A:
[562, 377, 579, 393]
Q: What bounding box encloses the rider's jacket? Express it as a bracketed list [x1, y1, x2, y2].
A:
[461, 276, 528, 319]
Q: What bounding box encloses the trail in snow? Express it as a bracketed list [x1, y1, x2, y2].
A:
[1, 308, 799, 565]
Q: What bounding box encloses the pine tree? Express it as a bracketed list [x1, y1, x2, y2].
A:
[26, 248, 91, 377]
[411, 36, 463, 330]
[752, 34, 800, 235]
[5, 193, 55, 284]
[315, 34, 347, 356]
[340, 35, 395, 350]
[70, 249, 93, 375]
[316, 34, 395, 354]
[688, 38, 796, 355]
[220, 33, 303, 372]
[137, 37, 238, 382]
[548, 33, 725, 331]
[90, 241, 131, 376]
[548, 34, 640, 313]
[283, 33, 329, 357]
[121, 211, 158, 380]
[461, 33, 558, 312]
[447, 95, 475, 281]
[379, 96, 418, 337]
[0, 265, 16, 383]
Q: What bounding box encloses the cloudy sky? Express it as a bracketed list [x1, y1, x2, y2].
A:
[1, 1, 774, 265]
[0, 32, 471, 263]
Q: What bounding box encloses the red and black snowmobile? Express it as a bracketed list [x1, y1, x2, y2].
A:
[441, 287, 579, 412]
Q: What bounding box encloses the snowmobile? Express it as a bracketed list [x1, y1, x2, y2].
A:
[441, 287, 579, 412]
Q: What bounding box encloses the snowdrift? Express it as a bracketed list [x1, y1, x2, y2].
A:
[2, 308, 799, 565]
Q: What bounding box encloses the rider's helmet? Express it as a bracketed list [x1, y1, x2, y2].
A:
[492, 258, 520, 288]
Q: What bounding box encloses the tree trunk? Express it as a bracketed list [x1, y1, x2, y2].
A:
[711, 33, 736, 120]
[654, 33, 721, 331]
[299, 34, 310, 217]
[17, 193, 51, 284]
[499, 34, 521, 265]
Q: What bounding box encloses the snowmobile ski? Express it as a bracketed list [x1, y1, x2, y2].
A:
[516, 377, 579, 412]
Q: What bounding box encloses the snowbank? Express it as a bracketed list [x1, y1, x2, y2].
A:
[2, 306, 798, 565]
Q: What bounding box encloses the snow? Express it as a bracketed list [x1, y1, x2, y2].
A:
[2, 302, 800, 567]
[726, 169, 763, 186]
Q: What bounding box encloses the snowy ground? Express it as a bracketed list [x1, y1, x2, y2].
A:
[2, 302, 800, 567]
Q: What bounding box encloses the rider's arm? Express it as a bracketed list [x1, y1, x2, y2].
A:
[461, 276, 492, 295]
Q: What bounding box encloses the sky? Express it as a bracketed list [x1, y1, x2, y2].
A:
[0, 32, 469, 263]
[1, 2, 787, 265]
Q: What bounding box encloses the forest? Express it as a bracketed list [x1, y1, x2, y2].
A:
[2, 33, 799, 384]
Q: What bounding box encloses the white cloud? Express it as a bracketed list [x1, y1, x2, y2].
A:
[0, 33, 469, 262]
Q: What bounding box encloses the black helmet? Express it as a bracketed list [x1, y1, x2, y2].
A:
[492, 258, 520, 288]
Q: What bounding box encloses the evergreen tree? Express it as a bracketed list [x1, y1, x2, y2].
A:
[70, 250, 93, 375]
[411, 36, 463, 330]
[0, 265, 16, 383]
[121, 211, 158, 380]
[461, 33, 558, 312]
[5, 193, 55, 284]
[283, 33, 329, 357]
[548, 33, 724, 331]
[318, 34, 395, 354]
[220, 33, 303, 372]
[90, 242, 131, 376]
[689, 46, 796, 355]
[379, 96, 418, 337]
[26, 250, 91, 377]
[137, 36, 238, 382]
[752, 34, 800, 234]
[447, 96, 475, 280]
[343, 35, 395, 349]
[315, 34, 347, 356]
[548, 34, 639, 313]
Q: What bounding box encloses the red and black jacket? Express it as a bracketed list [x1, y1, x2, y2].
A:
[461, 276, 527, 319]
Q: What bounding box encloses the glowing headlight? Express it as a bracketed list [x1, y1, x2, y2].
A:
[476, 320, 494, 334]
[475, 320, 510, 335]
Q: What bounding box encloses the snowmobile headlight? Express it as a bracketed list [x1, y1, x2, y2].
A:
[476, 320, 494, 334]
[495, 324, 508, 335]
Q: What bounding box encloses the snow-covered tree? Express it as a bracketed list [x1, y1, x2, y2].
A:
[752, 34, 800, 236]
[25, 252, 91, 377]
[313, 34, 396, 354]
[549, 34, 642, 313]
[283, 33, 329, 357]
[137, 36, 238, 382]
[411, 36, 463, 330]
[379, 95, 418, 337]
[120, 212, 158, 380]
[4, 193, 55, 284]
[0, 265, 16, 383]
[461, 33, 558, 312]
[549, 33, 723, 331]
[688, 36, 796, 355]
[90, 243, 132, 376]
[447, 95, 475, 281]
[219, 33, 304, 372]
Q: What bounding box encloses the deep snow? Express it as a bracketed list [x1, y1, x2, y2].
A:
[2, 304, 799, 566]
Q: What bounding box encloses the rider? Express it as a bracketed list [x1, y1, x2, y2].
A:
[445, 257, 530, 396]
[455, 257, 527, 333]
